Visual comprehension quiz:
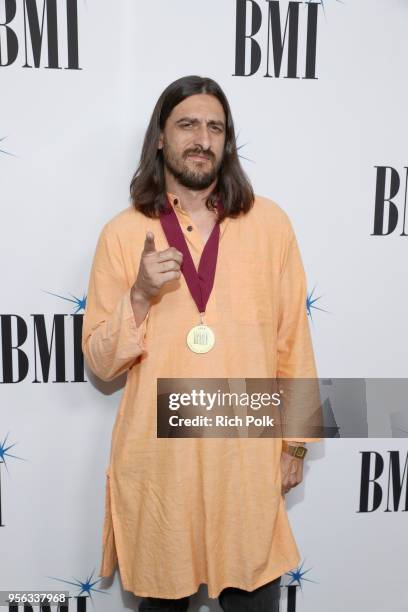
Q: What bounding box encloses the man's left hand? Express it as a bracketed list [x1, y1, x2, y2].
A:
[280, 451, 304, 495]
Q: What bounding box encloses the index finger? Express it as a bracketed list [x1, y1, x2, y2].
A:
[156, 247, 183, 265]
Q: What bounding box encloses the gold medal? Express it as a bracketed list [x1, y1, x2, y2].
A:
[187, 313, 215, 353]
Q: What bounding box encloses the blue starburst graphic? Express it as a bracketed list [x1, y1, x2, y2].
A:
[0, 136, 16, 158]
[0, 433, 26, 473]
[394, 426, 408, 435]
[236, 131, 253, 164]
[42, 290, 87, 313]
[306, 284, 329, 320]
[285, 559, 318, 590]
[46, 569, 109, 602]
[306, 0, 345, 21]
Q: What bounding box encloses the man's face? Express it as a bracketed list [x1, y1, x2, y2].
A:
[158, 93, 226, 190]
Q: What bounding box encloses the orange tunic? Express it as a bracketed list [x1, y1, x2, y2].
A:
[82, 194, 320, 599]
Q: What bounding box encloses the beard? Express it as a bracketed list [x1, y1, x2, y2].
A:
[162, 142, 223, 190]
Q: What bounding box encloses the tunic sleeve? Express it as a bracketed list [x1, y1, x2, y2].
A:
[277, 222, 322, 443]
[82, 224, 149, 382]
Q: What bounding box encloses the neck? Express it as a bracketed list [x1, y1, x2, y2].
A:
[164, 168, 217, 214]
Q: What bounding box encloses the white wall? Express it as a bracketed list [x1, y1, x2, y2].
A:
[1, 1, 407, 611]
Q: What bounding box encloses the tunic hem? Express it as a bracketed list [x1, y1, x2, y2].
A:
[109, 554, 300, 600]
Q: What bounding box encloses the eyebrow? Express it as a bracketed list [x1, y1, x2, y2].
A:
[175, 117, 225, 129]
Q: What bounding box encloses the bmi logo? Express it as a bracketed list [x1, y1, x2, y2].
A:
[0, 291, 86, 383]
[233, 0, 320, 79]
[372, 166, 408, 236]
[358, 451, 408, 512]
[0, 0, 81, 69]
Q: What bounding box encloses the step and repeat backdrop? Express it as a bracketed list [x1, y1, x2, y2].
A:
[1, 1, 407, 611]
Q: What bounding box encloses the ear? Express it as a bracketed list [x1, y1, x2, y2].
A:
[158, 132, 164, 150]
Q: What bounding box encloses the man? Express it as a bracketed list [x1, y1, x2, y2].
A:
[82, 75, 321, 611]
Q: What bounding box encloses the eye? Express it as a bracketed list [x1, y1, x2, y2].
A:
[210, 125, 223, 133]
[179, 121, 192, 129]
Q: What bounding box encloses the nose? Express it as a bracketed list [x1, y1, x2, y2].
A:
[194, 124, 211, 151]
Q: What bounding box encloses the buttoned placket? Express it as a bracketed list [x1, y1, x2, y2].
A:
[167, 194, 230, 246]
[170, 195, 204, 253]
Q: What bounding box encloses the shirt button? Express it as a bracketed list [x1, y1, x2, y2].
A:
[187, 225, 193, 231]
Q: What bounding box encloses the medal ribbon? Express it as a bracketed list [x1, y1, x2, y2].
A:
[159, 196, 224, 315]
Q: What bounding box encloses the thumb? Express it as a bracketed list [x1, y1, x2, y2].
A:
[143, 231, 156, 254]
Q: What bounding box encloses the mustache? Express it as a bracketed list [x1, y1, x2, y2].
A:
[183, 146, 215, 161]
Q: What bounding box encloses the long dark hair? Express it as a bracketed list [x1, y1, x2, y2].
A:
[130, 75, 254, 222]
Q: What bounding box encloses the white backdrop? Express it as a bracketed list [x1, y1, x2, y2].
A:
[1, 1, 407, 611]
